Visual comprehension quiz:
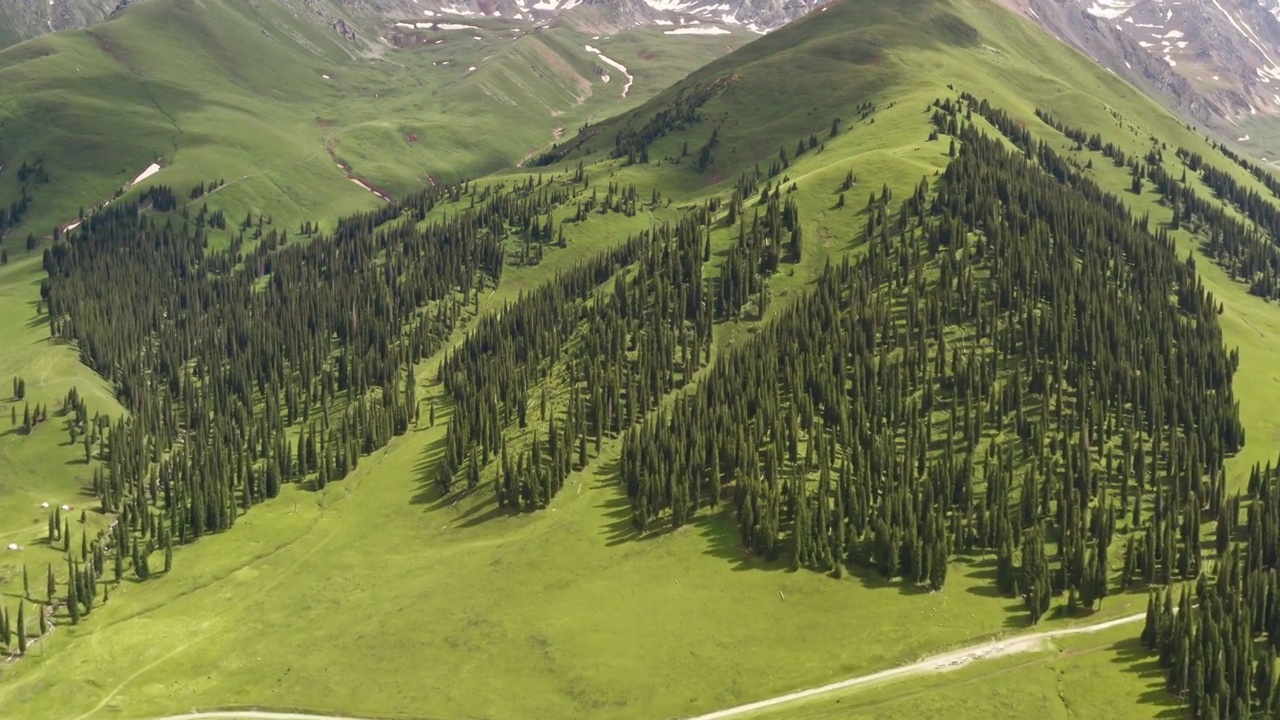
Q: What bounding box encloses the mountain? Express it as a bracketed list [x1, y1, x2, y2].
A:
[366, 0, 823, 33]
[0, 0, 120, 49]
[0, 0, 823, 51]
[1001, 0, 1280, 146]
[0, 0, 752, 241]
[5, 1, 1280, 720]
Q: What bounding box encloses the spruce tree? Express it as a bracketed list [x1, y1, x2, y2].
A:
[16, 602, 26, 655]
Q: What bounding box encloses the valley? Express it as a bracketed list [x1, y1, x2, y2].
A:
[3, 0, 1280, 719]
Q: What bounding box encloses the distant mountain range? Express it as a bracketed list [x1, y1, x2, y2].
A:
[0, 0, 121, 48]
[0, 0, 824, 51]
[10, 0, 1280, 151]
[1002, 0, 1280, 138]
[364, 0, 823, 33]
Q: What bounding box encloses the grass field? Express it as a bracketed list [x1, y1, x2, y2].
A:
[0, 0, 742, 248]
[5, 0, 1280, 718]
[742, 621, 1180, 720]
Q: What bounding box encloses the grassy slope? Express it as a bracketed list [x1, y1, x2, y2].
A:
[4, 0, 1280, 718]
[0, 0, 744, 246]
[744, 621, 1178, 720]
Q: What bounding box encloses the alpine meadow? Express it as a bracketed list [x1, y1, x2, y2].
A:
[5, 0, 1280, 719]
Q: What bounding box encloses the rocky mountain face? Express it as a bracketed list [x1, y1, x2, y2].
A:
[337, 0, 821, 33]
[0, 0, 822, 51]
[1000, 0, 1280, 132]
[0, 0, 120, 48]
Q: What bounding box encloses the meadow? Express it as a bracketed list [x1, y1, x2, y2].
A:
[4, 0, 1280, 718]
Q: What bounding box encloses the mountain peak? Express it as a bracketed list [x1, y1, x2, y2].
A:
[1004, 0, 1280, 137]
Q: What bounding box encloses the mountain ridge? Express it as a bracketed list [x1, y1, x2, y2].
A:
[0, 0, 823, 50]
[1001, 0, 1280, 148]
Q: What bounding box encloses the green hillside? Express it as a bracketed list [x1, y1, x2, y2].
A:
[0, 0, 744, 244]
[3, 0, 1280, 719]
[0, 0, 118, 51]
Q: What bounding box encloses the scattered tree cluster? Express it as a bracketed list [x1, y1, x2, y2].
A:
[438, 212, 714, 508]
[619, 106, 1242, 610]
[1141, 456, 1280, 718]
[536, 75, 738, 167]
[0, 157, 49, 239]
[36, 168, 604, 584]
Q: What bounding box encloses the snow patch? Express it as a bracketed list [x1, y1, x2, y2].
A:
[1086, 1, 1132, 20]
[643, 0, 694, 10]
[438, 4, 477, 16]
[131, 162, 162, 186]
[437, 23, 479, 30]
[585, 45, 633, 98]
[664, 26, 731, 35]
[351, 178, 393, 203]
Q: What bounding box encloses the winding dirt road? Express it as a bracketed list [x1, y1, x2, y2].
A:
[139, 612, 1145, 720]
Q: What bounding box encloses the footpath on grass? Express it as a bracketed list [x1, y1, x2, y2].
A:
[142, 612, 1145, 720]
[683, 611, 1146, 720]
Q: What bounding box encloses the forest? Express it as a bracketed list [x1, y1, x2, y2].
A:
[5, 87, 1280, 720]
[3, 166, 641, 631]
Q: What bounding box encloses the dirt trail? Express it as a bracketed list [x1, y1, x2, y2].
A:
[135, 612, 1145, 720]
[683, 611, 1146, 720]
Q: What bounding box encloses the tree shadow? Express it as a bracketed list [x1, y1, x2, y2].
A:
[1108, 637, 1185, 717]
[456, 494, 510, 528]
[1002, 607, 1034, 631]
[409, 425, 451, 508]
[594, 454, 660, 548]
[964, 583, 1005, 599]
[960, 556, 1005, 598]
[842, 561, 935, 596]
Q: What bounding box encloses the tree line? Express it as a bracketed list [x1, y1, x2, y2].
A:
[25, 166, 624, 641]
[616, 97, 1241, 618]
